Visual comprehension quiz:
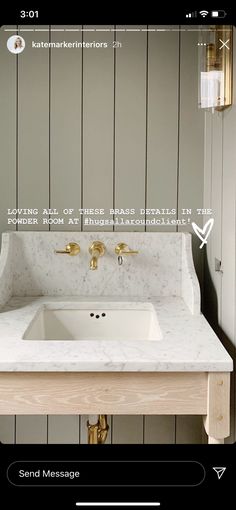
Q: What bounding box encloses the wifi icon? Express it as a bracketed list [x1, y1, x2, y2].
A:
[199, 10, 209, 17]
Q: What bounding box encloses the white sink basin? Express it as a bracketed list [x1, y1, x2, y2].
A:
[22, 303, 162, 342]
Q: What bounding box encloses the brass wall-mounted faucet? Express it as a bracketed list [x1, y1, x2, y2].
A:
[54, 242, 80, 256]
[115, 242, 139, 265]
[89, 241, 106, 270]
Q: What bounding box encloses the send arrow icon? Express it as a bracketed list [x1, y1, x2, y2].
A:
[213, 467, 227, 479]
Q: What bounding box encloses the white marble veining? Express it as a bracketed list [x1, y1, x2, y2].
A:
[0, 231, 232, 373]
[0, 232, 199, 313]
[0, 296, 232, 371]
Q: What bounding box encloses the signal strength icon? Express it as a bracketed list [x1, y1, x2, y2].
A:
[199, 10, 209, 17]
[186, 11, 197, 18]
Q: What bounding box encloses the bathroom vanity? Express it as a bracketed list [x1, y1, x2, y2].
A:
[0, 232, 233, 443]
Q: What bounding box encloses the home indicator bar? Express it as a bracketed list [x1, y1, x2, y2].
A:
[75, 504, 161, 507]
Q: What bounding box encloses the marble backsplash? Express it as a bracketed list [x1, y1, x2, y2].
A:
[0, 232, 200, 313]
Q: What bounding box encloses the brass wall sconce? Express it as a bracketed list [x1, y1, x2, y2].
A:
[198, 25, 233, 110]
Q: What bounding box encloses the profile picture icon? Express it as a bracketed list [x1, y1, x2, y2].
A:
[7, 35, 25, 54]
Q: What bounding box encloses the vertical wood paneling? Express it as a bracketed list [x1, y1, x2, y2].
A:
[221, 104, 236, 444]
[144, 27, 179, 443]
[203, 112, 223, 328]
[16, 416, 47, 444]
[112, 415, 143, 444]
[0, 26, 17, 241]
[48, 26, 83, 439]
[203, 112, 212, 214]
[176, 416, 203, 444]
[83, 27, 114, 231]
[220, 28, 236, 444]
[50, 26, 82, 231]
[15, 27, 50, 443]
[177, 30, 205, 443]
[0, 26, 17, 443]
[48, 415, 80, 444]
[0, 416, 15, 443]
[178, 30, 204, 284]
[211, 113, 223, 322]
[18, 26, 49, 229]
[114, 27, 147, 231]
[203, 112, 212, 315]
[146, 28, 179, 231]
[112, 27, 147, 439]
[221, 107, 236, 338]
[144, 416, 175, 444]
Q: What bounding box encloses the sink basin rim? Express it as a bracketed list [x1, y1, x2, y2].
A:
[22, 301, 163, 342]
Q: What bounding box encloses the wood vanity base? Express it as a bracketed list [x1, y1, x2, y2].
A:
[0, 371, 230, 443]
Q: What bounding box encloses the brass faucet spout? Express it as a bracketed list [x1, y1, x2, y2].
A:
[89, 241, 106, 270]
[90, 254, 99, 270]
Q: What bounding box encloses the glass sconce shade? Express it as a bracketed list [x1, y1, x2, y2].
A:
[198, 25, 233, 110]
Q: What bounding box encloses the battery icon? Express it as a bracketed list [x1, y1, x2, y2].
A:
[211, 10, 227, 18]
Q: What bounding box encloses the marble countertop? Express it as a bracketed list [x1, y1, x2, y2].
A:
[0, 296, 233, 372]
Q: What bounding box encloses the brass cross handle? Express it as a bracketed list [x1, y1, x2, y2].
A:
[54, 242, 80, 256]
[115, 243, 139, 256]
